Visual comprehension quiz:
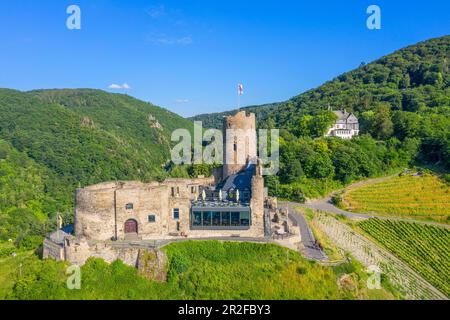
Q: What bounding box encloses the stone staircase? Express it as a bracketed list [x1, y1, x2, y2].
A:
[124, 233, 141, 241]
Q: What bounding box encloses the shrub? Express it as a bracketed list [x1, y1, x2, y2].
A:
[331, 193, 343, 207]
[443, 174, 450, 184]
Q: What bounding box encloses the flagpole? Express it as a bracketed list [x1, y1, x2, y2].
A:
[238, 91, 240, 109]
[237, 84, 243, 110]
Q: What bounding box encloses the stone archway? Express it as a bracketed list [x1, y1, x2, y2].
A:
[124, 219, 138, 234]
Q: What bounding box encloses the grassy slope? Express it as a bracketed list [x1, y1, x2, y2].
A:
[358, 219, 450, 297]
[2, 241, 398, 300]
[342, 173, 450, 223]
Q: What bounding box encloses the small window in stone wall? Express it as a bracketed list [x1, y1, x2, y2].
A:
[171, 187, 180, 197]
[148, 215, 156, 223]
[126, 203, 133, 210]
[173, 208, 180, 220]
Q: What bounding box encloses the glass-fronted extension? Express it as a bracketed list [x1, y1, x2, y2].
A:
[190, 206, 251, 230]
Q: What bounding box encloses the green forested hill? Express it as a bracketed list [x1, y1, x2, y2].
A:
[191, 36, 449, 169]
[190, 102, 281, 129]
[0, 89, 193, 246]
[0, 88, 193, 184]
[191, 36, 449, 201]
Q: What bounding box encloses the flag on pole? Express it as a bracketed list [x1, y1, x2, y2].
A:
[238, 84, 244, 96]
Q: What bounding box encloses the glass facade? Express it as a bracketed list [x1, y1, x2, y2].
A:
[203, 211, 212, 226]
[191, 209, 251, 229]
[221, 212, 230, 226]
[240, 211, 250, 226]
[193, 211, 202, 226]
[212, 212, 221, 226]
[231, 212, 240, 226]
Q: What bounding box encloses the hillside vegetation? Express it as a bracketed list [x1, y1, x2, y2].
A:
[342, 173, 450, 223]
[0, 89, 193, 244]
[2, 241, 399, 300]
[358, 219, 450, 297]
[192, 36, 450, 200]
[0, 140, 59, 248]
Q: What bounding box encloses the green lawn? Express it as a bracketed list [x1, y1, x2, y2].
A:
[1, 241, 399, 300]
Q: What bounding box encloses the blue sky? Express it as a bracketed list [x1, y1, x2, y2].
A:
[0, 1, 448, 117]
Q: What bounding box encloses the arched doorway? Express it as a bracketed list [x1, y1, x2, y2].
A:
[124, 219, 138, 234]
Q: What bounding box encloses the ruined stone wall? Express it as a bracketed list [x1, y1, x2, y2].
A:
[64, 237, 141, 267]
[43, 239, 64, 260]
[57, 237, 168, 280]
[75, 186, 116, 241]
[115, 184, 169, 239]
[250, 174, 265, 237]
[75, 177, 215, 241]
[223, 111, 257, 178]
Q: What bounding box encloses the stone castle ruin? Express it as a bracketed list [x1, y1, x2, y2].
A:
[43, 111, 278, 268]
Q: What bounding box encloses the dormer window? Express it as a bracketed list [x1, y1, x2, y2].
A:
[125, 203, 133, 210]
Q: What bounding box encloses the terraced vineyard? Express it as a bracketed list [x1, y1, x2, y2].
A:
[358, 219, 450, 297]
[343, 174, 450, 223]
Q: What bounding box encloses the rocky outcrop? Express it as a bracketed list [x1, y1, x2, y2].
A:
[137, 249, 168, 282]
[148, 114, 163, 130]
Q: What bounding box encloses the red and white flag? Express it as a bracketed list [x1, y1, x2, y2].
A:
[238, 84, 244, 95]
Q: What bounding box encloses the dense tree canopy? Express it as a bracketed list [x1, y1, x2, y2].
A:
[193, 36, 449, 200]
[192, 36, 449, 171]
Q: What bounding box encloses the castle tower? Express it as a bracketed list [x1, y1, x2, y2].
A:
[222, 111, 257, 178]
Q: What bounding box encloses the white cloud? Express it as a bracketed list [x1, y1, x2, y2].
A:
[146, 34, 193, 46]
[108, 83, 131, 90]
[146, 5, 165, 19]
[177, 36, 193, 45]
[175, 99, 189, 104]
